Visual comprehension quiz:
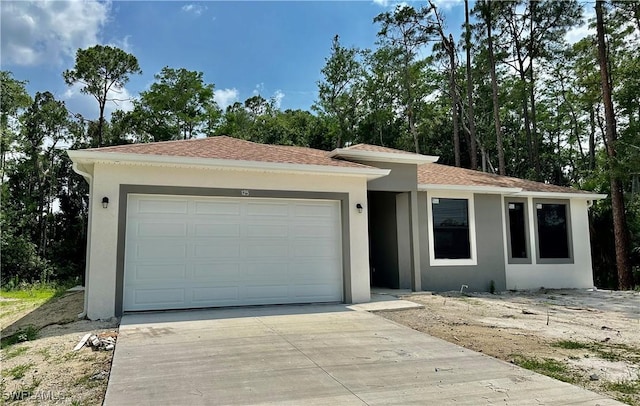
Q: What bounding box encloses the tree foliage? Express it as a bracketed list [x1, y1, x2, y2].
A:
[63, 45, 141, 147]
[4, 3, 640, 288]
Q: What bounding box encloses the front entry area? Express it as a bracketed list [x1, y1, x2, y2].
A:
[123, 194, 343, 311]
[367, 191, 413, 290]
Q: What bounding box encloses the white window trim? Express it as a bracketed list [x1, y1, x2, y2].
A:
[426, 191, 478, 266]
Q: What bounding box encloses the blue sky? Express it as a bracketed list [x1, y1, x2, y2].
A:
[1, 1, 589, 121]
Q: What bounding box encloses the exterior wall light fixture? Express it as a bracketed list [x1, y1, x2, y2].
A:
[356, 203, 363, 213]
[102, 197, 109, 209]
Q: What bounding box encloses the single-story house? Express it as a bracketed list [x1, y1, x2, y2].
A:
[68, 136, 605, 320]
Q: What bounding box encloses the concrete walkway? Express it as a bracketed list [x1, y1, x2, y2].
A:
[105, 304, 622, 405]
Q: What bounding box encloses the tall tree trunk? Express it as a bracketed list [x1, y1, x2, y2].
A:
[464, 0, 477, 170]
[449, 50, 460, 167]
[515, 48, 534, 173]
[596, 0, 633, 290]
[486, 3, 505, 175]
[589, 106, 596, 170]
[407, 78, 419, 153]
[507, 5, 535, 178]
[528, 0, 541, 178]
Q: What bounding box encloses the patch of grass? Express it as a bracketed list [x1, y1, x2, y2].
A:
[604, 380, 640, 394]
[1, 286, 57, 301]
[552, 340, 589, 350]
[3, 346, 28, 360]
[512, 356, 578, 384]
[2, 363, 34, 380]
[74, 373, 102, 389]
[37, 347, 51, 360]
[61, 351, 79, 362]
[593, 348, 623, 362]
[1, 325, 38, 349]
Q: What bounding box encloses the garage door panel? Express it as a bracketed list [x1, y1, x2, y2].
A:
[246, 201, 289, 216]
[193, 242, 240, 259]
[133, 264, 187, 280]
[193, 223, 241, 238]
[293, 284, 341, 299]
[294, 203, 336, 218]
[292, 224, 335, 238]
[136, 241, 187, 260]
[247, 224, 288, 238]
[246, 263, 288, 279]
[292, 241, 338, 258]
[246, 242, 289, 258]
[134, 288, 185, 306]
[194, 200, 241, 215]
[193, 263, 241, 281]
[136, 222, 187, 237]
[192, 286, 240, 303]
[137, 199, 188, 214]
[124, 194, 343, 311]
[245, 284, 289, 300]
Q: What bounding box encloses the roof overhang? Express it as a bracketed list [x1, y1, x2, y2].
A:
[329, 148, 439, 165]
[67, 150, 391, 180]
[418, 184, 522, 194]
[506, 191, 608, 200]
[418, 184, 607, 200]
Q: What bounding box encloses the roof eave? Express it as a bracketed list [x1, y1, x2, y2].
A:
[418, 184, 523, 194]
[507, 191, 608, 199]
[66, 150, 391, 180]
[329, 149, 439, 164]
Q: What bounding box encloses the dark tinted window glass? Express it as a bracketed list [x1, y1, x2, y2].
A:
[508, 202, 527, 258]
[432, 198, 470, 259]
[537, 204, 569, 258]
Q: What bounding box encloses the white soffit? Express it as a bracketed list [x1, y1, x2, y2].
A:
[418, 184, 522, 194]
[419, 184, 606, 199]
[329, 148, 439, 164]
[507, 191, 608, 200]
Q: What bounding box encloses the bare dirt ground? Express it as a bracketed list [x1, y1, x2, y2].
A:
[1, 290, 119, 405]
[380, 289, 640, 405]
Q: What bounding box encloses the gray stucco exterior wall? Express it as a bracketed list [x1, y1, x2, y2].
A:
[419, 193, 507, 292]
[396, 193, 412, 289]
[362, 162, 418, 192]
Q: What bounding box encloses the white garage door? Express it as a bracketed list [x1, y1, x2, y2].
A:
[123, 194, 343, 311]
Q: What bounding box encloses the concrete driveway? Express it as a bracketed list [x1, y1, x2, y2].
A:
[105, 304, 622, 405]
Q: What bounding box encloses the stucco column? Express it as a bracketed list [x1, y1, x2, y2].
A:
[409, 190, 422, 291]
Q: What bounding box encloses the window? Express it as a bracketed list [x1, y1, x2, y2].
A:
[431, 198, 471, 260]
[535, 202, 571, 260]
[507, 202, 528, 260]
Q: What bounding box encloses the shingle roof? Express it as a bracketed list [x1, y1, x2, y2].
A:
[85, 136, 370, 169]
[418, 163, 592, 194]
[80, 137, 594, 195]
[344, 143, 421, 155]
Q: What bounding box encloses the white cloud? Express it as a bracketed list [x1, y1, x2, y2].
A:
[428, 0, 463, 11]
[565, 7, 595, 45]
[1, 0, 110, 66]
[61, 82, 135, 120]
[272, 90, 285, 109]
[181, 4, 207, 16]
[253, 82, 265, 96]
[214, 88, 239, 110]
[107, 35, 134, 54]
[372, 0, 390, 7]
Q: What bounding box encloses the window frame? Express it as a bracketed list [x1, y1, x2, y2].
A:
[504, 198, 531, 264]
[533, 199, 574, 264]
[427, 191, 477, 266]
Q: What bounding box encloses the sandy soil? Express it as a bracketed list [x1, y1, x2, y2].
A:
[1, 291, 119, 405]
[380, 289, 640, 405]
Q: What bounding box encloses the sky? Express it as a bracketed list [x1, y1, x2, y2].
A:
[1, 1, 592, 122]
